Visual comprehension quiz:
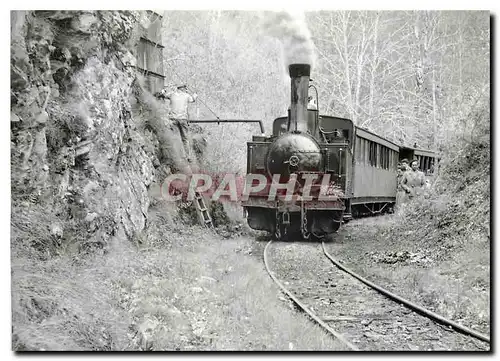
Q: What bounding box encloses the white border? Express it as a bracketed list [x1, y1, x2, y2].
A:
[2, 2, 496, 361]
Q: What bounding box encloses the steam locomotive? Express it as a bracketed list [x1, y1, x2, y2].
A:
[242, 63, 437, 241]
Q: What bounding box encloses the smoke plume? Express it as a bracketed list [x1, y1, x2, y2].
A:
[261, 10, 316, 71]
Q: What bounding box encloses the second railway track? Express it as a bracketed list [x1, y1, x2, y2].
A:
[263, 239, 490, 351]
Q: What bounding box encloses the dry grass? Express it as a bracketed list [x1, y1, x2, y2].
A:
[333, 214, 490, 337]
[11, 201, 347, 351]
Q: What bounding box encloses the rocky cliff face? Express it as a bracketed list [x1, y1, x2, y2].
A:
[11, 11, 174, 254]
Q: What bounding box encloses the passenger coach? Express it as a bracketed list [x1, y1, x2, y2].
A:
[348, 127, 400, 219]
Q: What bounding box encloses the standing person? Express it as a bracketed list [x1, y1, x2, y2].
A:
[400, 158, 410, 172]
[158, 84, 198, 162]
[401, 159, 425, 200]
[395, 164, 406, 210]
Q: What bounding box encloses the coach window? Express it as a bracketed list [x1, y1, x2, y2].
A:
[363, 139, 366, 164]
[368, 141, 374, 166]
[368, 141, 372, 166]
[365, 139, 370, 165]
[379, 147, 382, 169]
[380, 146, 384, 169]
[366, 140, 370, 165]
[382, 147, 385, 169]
[360, 138, 364, 163]
[357, 138, 362, 164]
[355, 137, 360, 162]
[383, 148, 387, 169]
[362, 139, 366, 165]
[354, 137, 361, 163]
[361, 139, 368, 164]
[385, 148, 389, 169]
[359, 138, 364, 164]
[381, 145, 385, 169]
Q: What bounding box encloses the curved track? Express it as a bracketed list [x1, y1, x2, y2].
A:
[321, 241, 490, 344]
[263, 240, 359, 351]
[263, 239, 490, 350]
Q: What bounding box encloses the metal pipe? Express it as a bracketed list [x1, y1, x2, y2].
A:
[187, 119, 265, 134]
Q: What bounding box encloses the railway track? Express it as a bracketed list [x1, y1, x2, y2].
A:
[263, 239, 490, 351]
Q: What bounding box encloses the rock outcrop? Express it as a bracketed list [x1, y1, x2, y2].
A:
[10, 10, 180, 251]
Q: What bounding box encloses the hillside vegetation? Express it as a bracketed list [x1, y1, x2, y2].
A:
[329, 107, 490, 336]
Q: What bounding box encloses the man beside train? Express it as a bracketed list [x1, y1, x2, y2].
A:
[400, 159, 426, 200]
[400, 158, 410, 172]
[396, 165, 405, 208]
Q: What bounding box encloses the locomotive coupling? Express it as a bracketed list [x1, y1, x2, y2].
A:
[282, 211, 291, 225]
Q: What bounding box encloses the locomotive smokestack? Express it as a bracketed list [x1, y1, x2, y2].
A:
[288, 63, 310, 132]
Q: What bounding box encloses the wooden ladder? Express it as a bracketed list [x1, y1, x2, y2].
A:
[194, 191, 214, 228]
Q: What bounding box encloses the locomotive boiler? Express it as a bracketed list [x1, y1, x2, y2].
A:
[242, 63, 354, 240]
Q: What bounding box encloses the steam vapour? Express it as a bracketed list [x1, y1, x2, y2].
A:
[262, 10, 316, 71]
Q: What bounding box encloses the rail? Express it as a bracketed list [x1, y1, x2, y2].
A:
[263, 239, 359, 351]
[321, 242, 490, 344]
